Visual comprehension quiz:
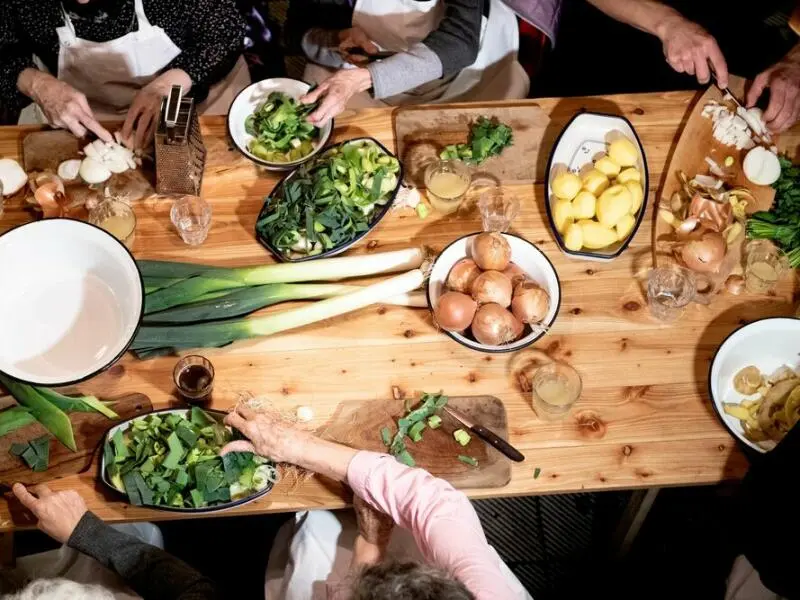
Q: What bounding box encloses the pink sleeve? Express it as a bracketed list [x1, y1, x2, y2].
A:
[346, 450, 520, 600]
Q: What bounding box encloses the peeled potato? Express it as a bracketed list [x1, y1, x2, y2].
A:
[608, 137, 638, 167]
[581, 169, 610, 196]
[616, 167, 641, 184]
[615, 214, 636, 240]
[571, 191, 596, 220]
[553, 199, 573, 232]
[597, 184, 632, 227]
[580, 221, 618, 249]
[563, 222, 584, 251]
[551, 172, 582, 200]
[594, 155, 621, 177]
[625, 181, 644, 214]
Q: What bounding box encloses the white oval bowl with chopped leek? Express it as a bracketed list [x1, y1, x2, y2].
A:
[100, 408, 278, 513]
[228, 78, 333, 171]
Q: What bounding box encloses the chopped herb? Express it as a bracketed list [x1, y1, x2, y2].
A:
[533, 467, 541, 479]
[380, 427, 391, 447]
[440, 117, 514, 165]
[453, 429, 471, 447]
[384, 392, 449, 466]
[416, 202, 430, 219]
[397, 449, 416, 467]
[408, 421, 426, 443]
[458, 455, 478, 467]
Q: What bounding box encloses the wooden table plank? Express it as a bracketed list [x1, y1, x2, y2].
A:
[0, 91, 797, 530]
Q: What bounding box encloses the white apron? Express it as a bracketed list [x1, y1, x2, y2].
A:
[20, 0, 249, 124]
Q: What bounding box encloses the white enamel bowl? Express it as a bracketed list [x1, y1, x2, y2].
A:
[708, 317, 800, 453]
[427, 233, 561, 353]
[227, 77, 333, 171]
[0, 219, 143, 386]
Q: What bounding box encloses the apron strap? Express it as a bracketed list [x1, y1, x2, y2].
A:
[58, 3, 78, 42]
[133, 0, 154, 30]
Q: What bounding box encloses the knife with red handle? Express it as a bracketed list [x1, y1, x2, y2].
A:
[443, 405, 525, 462]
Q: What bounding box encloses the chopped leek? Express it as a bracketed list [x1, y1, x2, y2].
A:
[458, 455, 478, 467]
[454, 429, 471, 447]
[10, 435, 50, 471]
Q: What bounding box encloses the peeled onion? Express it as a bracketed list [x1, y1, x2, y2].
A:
[471, 303, 524, 346]
[0, 158, 28, 196]
[79, 157, 112, 185]
[434, 291, 478, 332]
[680, 231, 726, 273]
[502, 262, 526, 287]
[743, 147, 780, 186]
[471, 270, 513, 307]
[472, 232, 511, 271]
[511, 281, 550, 324]
[57, 159, 82, 181]
[447, 258, 482, 294]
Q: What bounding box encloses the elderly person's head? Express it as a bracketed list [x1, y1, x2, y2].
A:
[4, 578, 115, 599]
[351, 562, 475, 600]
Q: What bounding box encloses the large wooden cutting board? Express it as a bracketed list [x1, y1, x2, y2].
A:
[0, 393, 152, 486]
[321, 395, 513, 489]
[394, 103, 549, 187]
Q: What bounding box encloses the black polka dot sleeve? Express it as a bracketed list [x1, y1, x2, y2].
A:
[0, 2, 37, 119]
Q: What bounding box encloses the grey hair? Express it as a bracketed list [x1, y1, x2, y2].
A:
[4, 578, 116, 600]
[350, 561, 475, 600]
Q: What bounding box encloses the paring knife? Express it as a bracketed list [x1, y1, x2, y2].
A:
[443, 406, 525, 463]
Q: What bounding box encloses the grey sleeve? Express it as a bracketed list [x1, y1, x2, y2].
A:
[421, 0, 483, 78]
[301, 28, 346, 69]
[68, 512, 219, 600]
[367, 43, 444, 99]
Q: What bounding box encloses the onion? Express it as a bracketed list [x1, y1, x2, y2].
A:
[471, 270, 512, 307]
[725, 275, 745, 295]
[30, 173, 66, 218]
[446, 258, 482, 293]
[472, 232, 511, 271]
[434, 291, 477, 332]
[79, 157, 112, 184]
[57, 159, 82, 181]
[743, 147, 780, 186]
[511, 281, 550, 324]
[680, 231, 726, 273]
[471, 303, 524, 346]
[0, 158, 28, 196]
[502, 262, 526, 287]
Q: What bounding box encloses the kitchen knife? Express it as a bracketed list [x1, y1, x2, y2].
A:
[443, 405, 525, 462]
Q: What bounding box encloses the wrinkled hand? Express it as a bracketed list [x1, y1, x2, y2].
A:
[746, 48, 800, 133]
[121, 69, 192, 150]
[25, 71, 112, 141]
[301, 68, 373, 125]
[656, 15, 728, 87]
[222, 405, 312, 464]
[12, 483, 87, 545]
[338, 27, 379, 65]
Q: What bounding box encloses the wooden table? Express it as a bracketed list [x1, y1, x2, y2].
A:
[0, 91, 798, 531]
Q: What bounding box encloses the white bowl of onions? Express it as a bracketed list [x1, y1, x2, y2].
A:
[427, 232, 561, 353]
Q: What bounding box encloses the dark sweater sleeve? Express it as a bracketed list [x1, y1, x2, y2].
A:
[168, 0, 245, 102]
[68, 512, 219, 600]
[421, 0, 483, 78]
[0, 2, 36, 121]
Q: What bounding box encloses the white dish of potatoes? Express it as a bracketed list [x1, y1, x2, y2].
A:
[545, 112, 649, 261]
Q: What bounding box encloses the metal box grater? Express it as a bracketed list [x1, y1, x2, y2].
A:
[155, 85, 206, 195]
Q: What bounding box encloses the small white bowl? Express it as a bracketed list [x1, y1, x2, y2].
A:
[227, 77, 333, 171]
[0, 219, 143, 386]
[427, 233, 561, 353]
[545, 112, 649, 262]
[709, 317, 800, 453]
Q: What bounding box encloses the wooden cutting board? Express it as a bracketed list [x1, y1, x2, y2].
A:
[0, 393, 152, 486]
[321, 395, 514, 489]
[393, 103, 550, 187]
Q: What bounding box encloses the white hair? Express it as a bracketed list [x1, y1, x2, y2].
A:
[5, 578, 116, 600]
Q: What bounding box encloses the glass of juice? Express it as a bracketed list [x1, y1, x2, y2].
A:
[745, 240, 787, 294]
[424, 159, 471, 214]
[532, 362, 582, 419]
[88, 198, 136, 249]
[173, 355, 215, 404]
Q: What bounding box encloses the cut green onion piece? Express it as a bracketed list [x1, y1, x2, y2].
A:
[427, 415, 442, 430]
[458, 455, 478, 467]
[454, 429, 471, 447]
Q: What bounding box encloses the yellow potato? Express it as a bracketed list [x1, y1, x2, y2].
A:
[596, 184, 632, 227]
[580, 221, 618, 249]
[608, 137, 638, 167]
[594, 155, 621, 177]
[563, 222, 584, 251]
[615, 214, 636, 241]
[616, 167, 641, 184]
[551, 172, 581, 200]
[571, 191, 597, 220]
[553, 199, 573, 233]
[625, 181, 644, 214]
[581, 169, 610, 196]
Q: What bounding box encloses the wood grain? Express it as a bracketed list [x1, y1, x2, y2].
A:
[0, 90, 799, 530]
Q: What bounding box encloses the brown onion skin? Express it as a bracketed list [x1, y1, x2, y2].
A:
[511, 281, 550, 324]
[502, 262, 526, 287]
[471, 303, 524, 345]
[680, 231, 725, 273]
[447, 258, 482, 294]
[472, 232, 511, 271]
[434, 291, 478, 332]
[471, 270, 513, 307]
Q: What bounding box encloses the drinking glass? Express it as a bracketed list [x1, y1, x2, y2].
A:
[647, 265, 696, 322]
[532, 362, 583, 419]
[424, 159, 471, 214]
[745, 240, 787, 294]
[173, 355, 215, 404]
[88, 198, 136, 249]
[478, 187, 519, 232]
[170, 195, 212, 245]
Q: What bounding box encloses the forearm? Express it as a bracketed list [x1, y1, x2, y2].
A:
[586, 0, 684, 38]
[289, 436, 359, 482]
[367, 43, 443, 99]
[422, 0, 481, 77]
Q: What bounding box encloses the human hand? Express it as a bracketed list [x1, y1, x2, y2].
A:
[222, 405, 313, 464]
[746, 46, 800, 133]
[12, 483, 87, 545]
[300, 68, 372, 125]
[656, 15, 728, 87]
[21, 69, 112, 141]
[338, 27, 380, 65]
[121, 69, 192, 150]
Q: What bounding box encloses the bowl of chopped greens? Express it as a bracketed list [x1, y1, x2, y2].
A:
[101, 407, 278, 512]
[228, 78, 332, 170]
[255, 137, 403, 261]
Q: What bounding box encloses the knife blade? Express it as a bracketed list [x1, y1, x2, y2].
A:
[443, 405, 525, 462]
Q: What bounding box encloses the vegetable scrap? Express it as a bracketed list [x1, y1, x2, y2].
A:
[458, 455, 478, 467]
[453, 429, 471, 446]
[245, 91, 319, 163]
[701, 96, 773, 150]
[10, 435, 50, 472]
[440, 117, 514, 165]
[385, 392, 449, 466]
[533, 467, 541, 479]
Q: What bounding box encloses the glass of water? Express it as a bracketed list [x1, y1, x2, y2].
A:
[647, 265, 696, 322]
[478, 187, 519, 232]
[170, 195, 212, 246]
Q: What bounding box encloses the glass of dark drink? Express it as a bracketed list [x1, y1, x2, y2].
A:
[173, 355, 215, 404]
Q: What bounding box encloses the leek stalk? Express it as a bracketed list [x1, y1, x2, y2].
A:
[0, 375, 76, 451]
